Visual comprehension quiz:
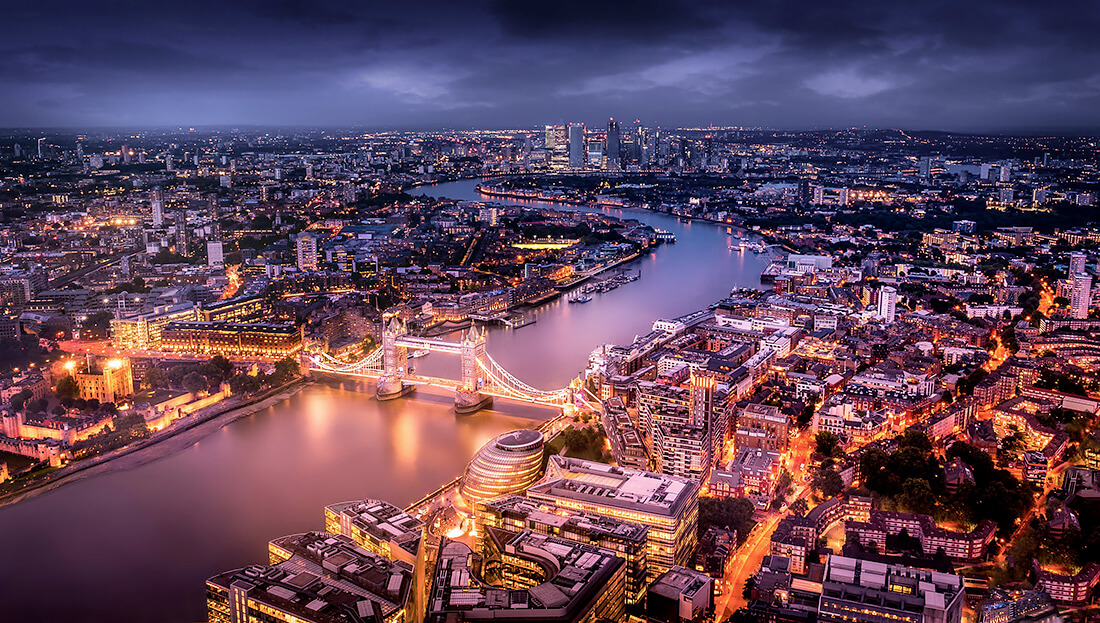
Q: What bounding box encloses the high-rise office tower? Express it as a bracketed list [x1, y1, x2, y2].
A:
[1071, 272, 1092, 320]
[121, 145, 131, 165]
[151, 188, 164, 228]
[37, 138, 45, 159]
[544, 124, 557, 149]
[606, 118, 620, 171]
[878, 286, 897, 323]
[174, 212, 189, 255]
[206, 241, 224, 268]
[919, 156, 931, 179]
[568, 123, 585, 169]
[1070, 252, 1088, 278]
[297, 233, 318, 271]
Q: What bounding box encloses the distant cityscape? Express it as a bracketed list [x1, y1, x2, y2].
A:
[1, 122, 1100, 623]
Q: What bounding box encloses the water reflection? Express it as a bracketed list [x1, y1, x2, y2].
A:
[0, 178, 770, 623]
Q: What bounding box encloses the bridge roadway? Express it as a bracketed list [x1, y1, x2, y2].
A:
[308, 364, 570, 408]
[393, 336, 463, 354]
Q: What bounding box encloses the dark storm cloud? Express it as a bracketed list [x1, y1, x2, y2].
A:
[1, 0, 1098, 129]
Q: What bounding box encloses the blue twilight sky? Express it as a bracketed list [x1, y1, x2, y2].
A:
[2, 0, 1099, 131]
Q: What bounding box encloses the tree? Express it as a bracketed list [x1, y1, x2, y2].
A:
[812, 466, 844, 498]
[698, 497, 756, 544]
[143, 367, 169, 390]
[10, 388, 33, 411]
[56, 375, 79, 400]
[182, 372, 208, 393]
[273, 357, 300, 383]
[790, 498, 808, 516]
[210, 355, 234, 380]
[80, 311, 115, 340]
[898, 478, 936, 515]
[815, 431, 841, 457]
[899, 430, 933, 455]
[229, 374, 262, 394]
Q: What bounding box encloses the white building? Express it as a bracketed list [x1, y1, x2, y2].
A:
[1071, 273, 1092, 320]
[296, 233, 318, 271]
[877, 286, 897, 323]
[206, 240, 223, 268]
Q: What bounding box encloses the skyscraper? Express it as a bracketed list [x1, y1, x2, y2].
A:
[606, 118, 620, 171]
[568, 123, 585, 169]
[1070, 252, 1088, 278]
[151, 188, 164, 228]
[297, 233, 318, 271]
[878, 286, 897, 323]
[37, 138, 45, 159]
[1071, 272, 1092, 320]
[206, 241, 223, 267]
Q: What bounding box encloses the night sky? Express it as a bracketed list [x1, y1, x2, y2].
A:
[4, 0, 1099, 131]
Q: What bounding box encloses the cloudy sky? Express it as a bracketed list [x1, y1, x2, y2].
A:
[3, 0, 1099, 131]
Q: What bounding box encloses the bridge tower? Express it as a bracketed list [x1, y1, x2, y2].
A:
[377, 316, 411, 400]
[456, 326, 491, 414]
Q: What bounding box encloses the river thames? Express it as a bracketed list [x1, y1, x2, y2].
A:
[0, 178, 769, 623]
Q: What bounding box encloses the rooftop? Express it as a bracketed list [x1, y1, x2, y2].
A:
[528, 455, 698, 518]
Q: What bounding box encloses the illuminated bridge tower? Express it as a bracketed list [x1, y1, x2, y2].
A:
[377, 316, 411, 400]
[456, 326, 492, 414]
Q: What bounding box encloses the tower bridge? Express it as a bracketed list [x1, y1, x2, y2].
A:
[307, 318, 574, 413]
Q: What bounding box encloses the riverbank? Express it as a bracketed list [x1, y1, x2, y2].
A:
[0, 380, 309, 509]
[474, 178, 780, 243]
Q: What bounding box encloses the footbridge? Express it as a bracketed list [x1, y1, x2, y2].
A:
[307, 318, 574, 412]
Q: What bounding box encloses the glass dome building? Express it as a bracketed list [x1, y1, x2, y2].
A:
[459, 429, 545, 507]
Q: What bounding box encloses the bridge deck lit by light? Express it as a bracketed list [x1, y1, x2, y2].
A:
[307, 319, 574, 408]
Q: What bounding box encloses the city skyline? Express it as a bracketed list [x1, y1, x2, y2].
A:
[3, 0, 1100, 131]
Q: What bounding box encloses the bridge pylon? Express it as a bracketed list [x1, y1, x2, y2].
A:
[377, 316, 412, 400]
[455, 326, 491, 414]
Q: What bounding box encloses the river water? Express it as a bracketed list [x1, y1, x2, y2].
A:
[0, 178, 768, 623]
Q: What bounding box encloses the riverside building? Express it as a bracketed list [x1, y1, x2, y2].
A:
[527, 455, 699, 581]
[426, 529, 626, 623]
[474, 494, 649, 604]
[206, 531, 414, 623]
[457, 429, 545, 508]
[324, 499, 424, 565]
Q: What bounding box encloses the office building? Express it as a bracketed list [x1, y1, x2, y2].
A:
[426, 530, 625, 623]
[297, 233, 319, 271]
[878, 286, 897, 324]
[606, 119, 620, 171]
[206, 531, 413, 623]
[325, 499, 424, 565]
[644, 566, 714, 623]
[817, 556, 964, 623]
[160, 321, 302, 358]
[1071, 272, 1092, 320]
[1070, 252, 1088, 278]
[474, 494, 649, 604]
[457, 429, 544, 508]
[151, 188, 164, 227]
[528, 455, 699, 581]
[568, 123, 585, 169]
[207, 240, 224, 268]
